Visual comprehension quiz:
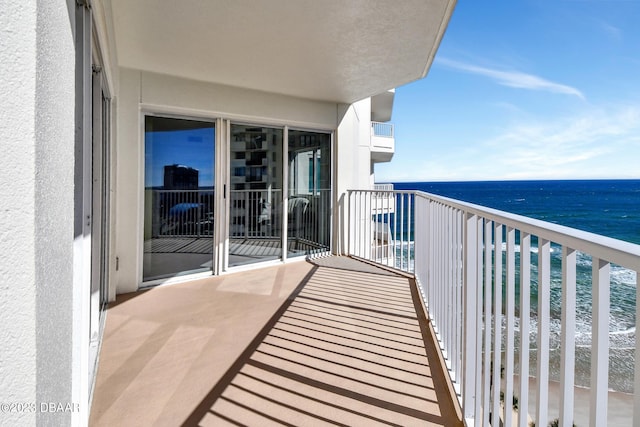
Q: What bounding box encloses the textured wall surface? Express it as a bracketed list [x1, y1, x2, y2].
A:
[0, 1, 38, 424]
[0, 1, 75, 425]
[34, 1, 75, 425]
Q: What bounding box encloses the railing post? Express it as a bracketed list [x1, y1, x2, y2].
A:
[590, 257, 610, 427]
[559, 246, 576, 427]
[536, 238, 551, 427]
[462, 212, 478, 423]
[482, 219, 492, 427]
[635, 270, 640, 427]
[504, 226, 516, 427]
[518, 232, 531, 427]
[492, 224, 503, 425]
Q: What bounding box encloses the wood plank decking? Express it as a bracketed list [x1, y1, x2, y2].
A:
[90, 257, 462, 426]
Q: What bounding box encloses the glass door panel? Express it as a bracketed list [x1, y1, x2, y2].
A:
[228, 124, 283, 267]
[143, 116, 215, 281]
[287, 130, 331, 258]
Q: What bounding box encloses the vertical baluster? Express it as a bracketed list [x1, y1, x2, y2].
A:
[414, 195, 421, 281]
[369, 191, 374, 261]
[352, 191, 357, 256]
[462, 212, 479, 423]
[536, 238, 551, 427]
[504, 227, 516, 427]
[408, 193, 413, 272]
[373, 191, 378, 262]
[634, 269, 640, 426]
[518, 232, 531, 427]
[361, 191, 366, 257]
[559, 246, 576, 427]
[363, 191, 368, 259]
[427, 199, 437, 328]
[383, 191, 387, 263]
[456, 209, 463, 386]
[492, 224, 503, 426]
[456, 210, 466, 390]
[474, 216, 483, 423]
[357, 191, 362, 257]
[446, 208, 456, 369]
[590, 258, 610, 427]
[483, 219, 493, 427]
[400, 193, 405, 270]
[435, 204, 441, 330]
[393, 192, 398, 269]
[440, 204, 445, 328]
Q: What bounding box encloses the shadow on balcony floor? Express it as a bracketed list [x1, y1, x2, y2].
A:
[90, 257, 461, 426]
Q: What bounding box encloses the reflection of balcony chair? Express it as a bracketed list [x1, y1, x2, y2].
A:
[287, 197, 309, 238]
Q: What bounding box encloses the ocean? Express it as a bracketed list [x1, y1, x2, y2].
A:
[390, 179, 640, 393]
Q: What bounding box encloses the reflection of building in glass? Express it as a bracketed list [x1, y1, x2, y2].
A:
[164, 164, 199, 189]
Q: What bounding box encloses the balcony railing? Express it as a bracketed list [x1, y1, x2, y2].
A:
[370, 122, 395, 163]
[347, 189, 640, 426]
[371, 121, 394, 138]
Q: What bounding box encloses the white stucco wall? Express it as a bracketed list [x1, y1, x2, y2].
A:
[0, 1, 76, 425]
[0, 3, 38, 424]
[34, 1, 76, 424]
[334, 98, 374, 254]
[114, 70, 342, 293]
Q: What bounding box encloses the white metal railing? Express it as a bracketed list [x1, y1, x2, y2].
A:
[371, 121, 394, 138]
[347, 190, 413, 271]
[347, 189, 640, 427]
[373, 183, 395, 191]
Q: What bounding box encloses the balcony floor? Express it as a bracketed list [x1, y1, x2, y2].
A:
[90, 257, 462, 426]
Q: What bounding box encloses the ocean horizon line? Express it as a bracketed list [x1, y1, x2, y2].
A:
[378, 177, 640, 184]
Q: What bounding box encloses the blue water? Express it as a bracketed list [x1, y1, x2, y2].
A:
[388, 179, 640, 392]
[394, 179, 640, 245]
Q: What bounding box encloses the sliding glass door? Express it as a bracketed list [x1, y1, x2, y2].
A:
[143, 116, 215, 281]
[228, 124, 283, 267]
[142, 117, 332, 282]
[287, 130, 332, 258]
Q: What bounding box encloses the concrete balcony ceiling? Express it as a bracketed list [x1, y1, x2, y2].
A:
[109, 0, 456, 103]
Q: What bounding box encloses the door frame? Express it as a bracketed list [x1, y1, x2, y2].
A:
[139, 111, 335, 285]
[140, 111, 221, 286]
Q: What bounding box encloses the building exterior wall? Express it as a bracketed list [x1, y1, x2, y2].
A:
[334, 98, 375, 254]
[0, 1, 76, 425]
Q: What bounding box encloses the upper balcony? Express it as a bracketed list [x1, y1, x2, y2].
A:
[371, 122, 395, 163]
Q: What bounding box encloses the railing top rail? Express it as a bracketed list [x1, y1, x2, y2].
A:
[347, 188, 640, 270]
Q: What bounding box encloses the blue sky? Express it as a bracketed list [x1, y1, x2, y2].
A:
[376, 1, 640, 182]
[145, 128, 215, 187]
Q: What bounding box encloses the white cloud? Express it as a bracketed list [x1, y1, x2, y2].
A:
[484, 106, 640, 178]
[378, 105, 640, 182]
[436, 57, 586, 100]
[598, 20, 623, 40]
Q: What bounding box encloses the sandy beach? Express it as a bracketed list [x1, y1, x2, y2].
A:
[506, 376, 634, 426]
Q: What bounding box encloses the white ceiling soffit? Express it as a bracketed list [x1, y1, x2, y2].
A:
[110, 0, 456, 104]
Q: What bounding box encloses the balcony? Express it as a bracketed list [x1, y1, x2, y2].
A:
[371, 122, 395, 163]
[91, 189, 639, 426]
[90, 257, 462, 426]
[347, 189, 640, 426]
